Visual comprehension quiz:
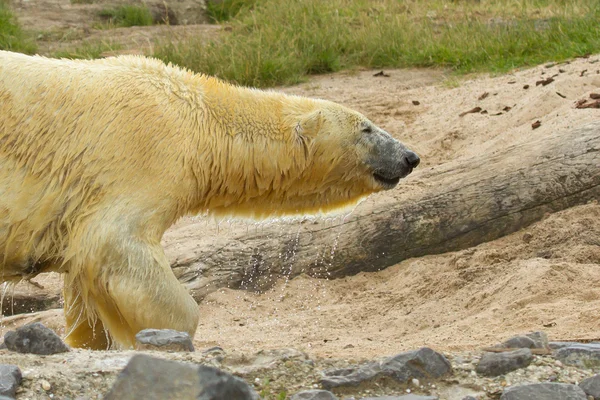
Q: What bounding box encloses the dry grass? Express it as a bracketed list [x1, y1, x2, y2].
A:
[154, 0, 600, 87]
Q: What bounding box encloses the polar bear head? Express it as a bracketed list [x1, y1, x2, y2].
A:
[202, 95, 419, 219]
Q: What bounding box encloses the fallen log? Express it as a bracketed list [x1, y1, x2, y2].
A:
[166, 122, 600, 301]
[1, 291, 61, 316]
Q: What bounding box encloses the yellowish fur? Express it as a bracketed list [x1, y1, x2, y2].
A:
[0, 51, 385, 348]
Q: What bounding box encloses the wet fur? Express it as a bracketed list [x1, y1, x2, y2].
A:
[0, 51, 385, 348]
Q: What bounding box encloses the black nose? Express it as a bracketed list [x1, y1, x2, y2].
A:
[404, 150, 420, 168]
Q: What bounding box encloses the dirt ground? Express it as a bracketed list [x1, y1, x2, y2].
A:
[10, 0, 218, 55]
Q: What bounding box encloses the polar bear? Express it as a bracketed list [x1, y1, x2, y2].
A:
[0, 51, 419, 349]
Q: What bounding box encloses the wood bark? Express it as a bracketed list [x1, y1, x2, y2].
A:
[1, 291, 61, 316]
[165, 123, 600, 301]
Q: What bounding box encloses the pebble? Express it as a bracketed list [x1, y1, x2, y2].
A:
[135, 329, 194, 352]
[40, 379, 51, 391]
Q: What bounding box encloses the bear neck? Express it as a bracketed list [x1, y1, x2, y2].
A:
[182, 76, 323, 218]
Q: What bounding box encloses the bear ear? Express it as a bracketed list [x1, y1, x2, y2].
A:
[296, 110, 323, 136]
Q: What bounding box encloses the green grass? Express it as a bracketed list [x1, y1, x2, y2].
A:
[205, 0, 256, 22]
[53, 41, 123, 59]
[154, 0, 600, 87]
[0, 0, 36, 53]
[98, 5, 153, 27]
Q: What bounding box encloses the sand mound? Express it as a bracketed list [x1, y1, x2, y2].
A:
[192, 202, 600, 359]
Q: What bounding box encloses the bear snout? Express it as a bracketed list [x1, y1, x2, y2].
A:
[367, 133, 419, 189]
[372, 149, 418, 189]
[403, 150, 420, 169]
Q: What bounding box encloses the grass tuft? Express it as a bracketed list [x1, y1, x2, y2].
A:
[205, 0, 256, 22]
[0, 0, 36, 53]
[154, 0, 600, 88]
[98, 5, 153, 27]
[53, 41, 123, 59]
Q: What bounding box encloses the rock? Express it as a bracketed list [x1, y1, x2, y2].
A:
[500, 332, 548, 349]
[40, 379, 51, 391]
[105, 354, 258, 400]
[555, 344, 600, 368]
[549, 342, 583, 350]
[0, 365, 22, 398]
[135, 329, 194, 352]
[3, 322, 69, 355]
[290, 389, 338, 400]
[476, 349, 532, 377]
[502, 336, 536, 349]
[462, 397, 477, 400]
[361, 396, 438, 400]
[580, 374, 600, 399]
[525, 331, 549, 348]
[321, 348, 451, 389]
[500, 382, 587, 400]
[150, 0, 208, 25]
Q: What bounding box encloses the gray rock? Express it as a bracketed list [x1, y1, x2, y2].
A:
[502, 336, 536, 349]
[525, 331, 549, 348]
[549, 342, 583, 350]
[290, 389, 338, 400]
[579, 374, 600, 398]
[555, 344, 600, 368]
[500, 382, 587, 400]
[135, 329, 194, 352]
[360, 396, 438, 400]
[500, 332, 548, 349]
[461, 397, 477, 400]
[476, 349, 532, 377]
[105, 354, 258, 400]
[321, 347, 451, 389]
[3, 322, 69, 355]
[0, 365, 22, 398]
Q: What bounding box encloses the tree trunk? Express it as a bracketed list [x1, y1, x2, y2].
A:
[165, 123, 600, 301]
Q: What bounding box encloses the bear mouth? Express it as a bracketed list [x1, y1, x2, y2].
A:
[373, 171, 404, 188]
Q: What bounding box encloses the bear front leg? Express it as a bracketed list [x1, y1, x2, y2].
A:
[63, 284, 110, 350]
[64, 241, 199, 349]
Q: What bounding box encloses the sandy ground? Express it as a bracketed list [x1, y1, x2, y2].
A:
[3, 55, 600, 366]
